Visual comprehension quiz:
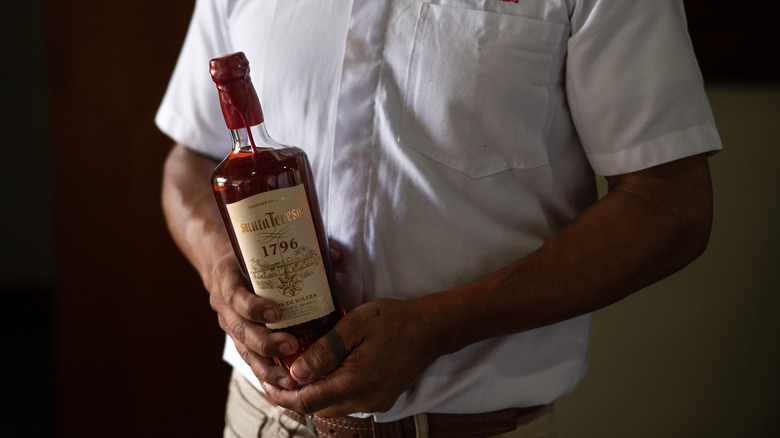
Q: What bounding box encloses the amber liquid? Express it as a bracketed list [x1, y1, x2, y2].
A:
[212, 146, 344, 369]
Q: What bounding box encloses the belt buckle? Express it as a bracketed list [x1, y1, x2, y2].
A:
[305, 414, 319, 437]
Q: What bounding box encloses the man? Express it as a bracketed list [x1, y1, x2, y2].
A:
[157, 0, 721, 436]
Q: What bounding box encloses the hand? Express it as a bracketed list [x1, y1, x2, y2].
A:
[162, 143, 301, 389]
[207, 247, 347, 390]
[261, 298, 442, 417]
[207, 253, 301, 390]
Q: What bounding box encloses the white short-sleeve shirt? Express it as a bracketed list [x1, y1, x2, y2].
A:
[157, 0, 721, 422]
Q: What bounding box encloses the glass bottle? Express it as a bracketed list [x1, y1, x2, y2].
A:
[209, 52, 343, 369]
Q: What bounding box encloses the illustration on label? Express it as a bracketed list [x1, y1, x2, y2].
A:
[248, 232, 321, 298]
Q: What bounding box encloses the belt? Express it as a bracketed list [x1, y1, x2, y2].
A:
[282, 405, 544, 438]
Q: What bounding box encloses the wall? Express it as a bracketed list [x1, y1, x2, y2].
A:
[44, 1, 230, 437]
[556, 85, 780, 436]
[1, 1, 54, 435]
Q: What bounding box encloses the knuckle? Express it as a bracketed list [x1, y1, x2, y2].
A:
[216, 315, 230, 332]
[221, 283, 243, 309]
[208, 289, 223, 311]
[212, 257, 238, 281]
[253, 369, 270, 386]
[297, 396, 314, 415]
[228, 319, 247, 342]
[210, 263, 250, 311]
[307, 339, 336, 368]
[255, 331, 280, 357]
[238, 346, 253, 364]
[234, 342, 257, 368]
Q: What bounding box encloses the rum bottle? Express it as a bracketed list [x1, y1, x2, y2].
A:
[209, 52, 343, 369]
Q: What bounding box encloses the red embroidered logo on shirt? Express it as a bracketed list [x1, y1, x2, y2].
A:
[500, 0, 519, 3]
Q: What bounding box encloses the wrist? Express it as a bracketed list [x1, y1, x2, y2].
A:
[411, 292, 470, 359]
[184, 216, 237, 293]
[413, 269, 520, 357]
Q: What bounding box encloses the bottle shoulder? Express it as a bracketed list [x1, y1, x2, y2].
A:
[211, 145, 312, 191]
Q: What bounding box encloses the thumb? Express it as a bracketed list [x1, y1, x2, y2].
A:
[290, 329, 348, 383]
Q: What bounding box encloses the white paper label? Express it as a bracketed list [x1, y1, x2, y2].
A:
[226, 184, 334, 329]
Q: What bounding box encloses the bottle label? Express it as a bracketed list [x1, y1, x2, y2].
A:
[226, 185, 335, 329]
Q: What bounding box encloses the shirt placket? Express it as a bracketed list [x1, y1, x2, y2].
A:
[328, 0, 392, 307]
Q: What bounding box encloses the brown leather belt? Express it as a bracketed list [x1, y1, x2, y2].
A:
[282, 405, 544, 438]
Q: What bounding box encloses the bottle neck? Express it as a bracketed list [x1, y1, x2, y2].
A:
[230, 122, 276, 153]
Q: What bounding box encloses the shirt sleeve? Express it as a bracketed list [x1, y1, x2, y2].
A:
[566, 0, 722, 176]
[155, 0, 233, 160]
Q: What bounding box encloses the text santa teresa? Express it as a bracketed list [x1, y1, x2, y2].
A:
[239, 207, 304, 233]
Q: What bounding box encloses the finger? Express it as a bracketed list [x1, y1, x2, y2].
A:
[315, 401, 362, 418]
[209, 259, 299, 357]
[231, 336, 298, 390]
[265, 364, 392, 417]
[290, 329, 347, 383]
[217, 312, 299, 359]
[210, 257, 282, 324]
[329, 247, 342, 263]
[262, 371, 354, 415]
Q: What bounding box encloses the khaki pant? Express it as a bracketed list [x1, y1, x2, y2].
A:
[224, 370, 557, 438]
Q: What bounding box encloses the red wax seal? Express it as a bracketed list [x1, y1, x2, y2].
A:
[209, 52, 264, 129]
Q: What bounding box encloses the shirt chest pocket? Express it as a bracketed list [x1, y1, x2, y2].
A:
[398, 4, 568, 178]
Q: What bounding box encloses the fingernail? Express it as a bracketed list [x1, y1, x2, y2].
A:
[263, 309, 278, 322]
[277, 376, 293, 389]
[291, 359, 312, 381]
[279, 342, 295, 356]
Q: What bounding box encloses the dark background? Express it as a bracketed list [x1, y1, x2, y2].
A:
[1, 1, 775, 436]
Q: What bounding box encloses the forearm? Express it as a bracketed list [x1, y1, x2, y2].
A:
[423, 154, 714, 356]
[161, 143, 233, 286]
